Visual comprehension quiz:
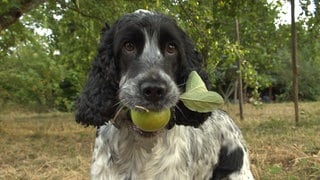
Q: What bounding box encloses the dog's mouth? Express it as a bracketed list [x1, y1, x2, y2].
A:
[111, 107, 174, 138]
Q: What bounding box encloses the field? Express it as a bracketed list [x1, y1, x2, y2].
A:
[0, 102, 319, 179]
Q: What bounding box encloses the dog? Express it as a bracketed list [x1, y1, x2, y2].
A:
[75, 9, 254, 180]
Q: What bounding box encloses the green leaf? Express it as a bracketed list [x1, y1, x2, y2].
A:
[180, 71, 224, 112]
[180, 91, 224, 112]
[185, 71, 207, 92]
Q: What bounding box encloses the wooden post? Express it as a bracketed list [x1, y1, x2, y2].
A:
[291, 0, 299, 125]
[235, 17, 244, 120]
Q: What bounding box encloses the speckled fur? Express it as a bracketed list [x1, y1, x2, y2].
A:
[91, 110, 253, 180]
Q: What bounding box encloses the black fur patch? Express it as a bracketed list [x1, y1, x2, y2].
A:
[210, 146, 244, 179]
[174, 101, 211, 127]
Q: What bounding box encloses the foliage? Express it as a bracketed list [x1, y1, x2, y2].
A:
[210, 0, 282, 101]
[0, 34, 65, 109]
[0, 0, 320, 110]
[273, 18, 320, 101]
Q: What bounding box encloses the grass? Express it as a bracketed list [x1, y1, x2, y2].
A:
[0, 102, 319, 179]
[223, 102, 320, 180]
[0, 112, 95, 179]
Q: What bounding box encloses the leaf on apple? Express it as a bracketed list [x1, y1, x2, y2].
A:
[185, 71, 208, 92]
[180, 71, 224, 112]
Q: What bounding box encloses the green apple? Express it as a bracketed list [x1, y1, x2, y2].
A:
[130, 108, 171, 132]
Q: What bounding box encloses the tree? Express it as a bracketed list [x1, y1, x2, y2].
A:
[235, 17, 244, 120]
[1, 0, 320, 112]
[0, 0, 46, 31]
[291, 0, 299, 124]
[212, 0, 280, 102]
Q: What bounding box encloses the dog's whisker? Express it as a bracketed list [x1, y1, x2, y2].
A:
[174, 104, 187, 120]
[113, 101, 122, 107]
[177, 82, 186, 88]
[111, 106, 127, 128]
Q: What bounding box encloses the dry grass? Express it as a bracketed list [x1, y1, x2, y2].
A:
[0, 102, 319, 179]
[223, 102, 320, 180]
[0, 112, 95, 179]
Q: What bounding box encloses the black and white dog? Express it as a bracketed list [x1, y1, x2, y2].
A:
[75, 10, 254, 180]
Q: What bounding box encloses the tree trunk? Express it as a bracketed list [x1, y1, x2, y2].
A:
[0, 0, 46, 32]
[235, 17, 244, 120]
[291, 0, 299, 125]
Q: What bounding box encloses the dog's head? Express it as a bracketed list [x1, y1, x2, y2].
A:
[75, 10, 212, 132]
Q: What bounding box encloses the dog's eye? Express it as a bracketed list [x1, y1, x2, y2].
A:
[165, 42, 177, 55]
[123, 42, 136, 52]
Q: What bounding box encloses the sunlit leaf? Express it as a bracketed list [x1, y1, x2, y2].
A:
[180, 71, 224, 112]
[180, 91, 224, 112]
[185, 71, 207, 92]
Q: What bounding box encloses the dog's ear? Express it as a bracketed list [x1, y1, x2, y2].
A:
[101, 23, 110, 35]
[75, 23, 119, 127]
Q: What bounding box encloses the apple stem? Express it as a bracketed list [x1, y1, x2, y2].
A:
[134, 105, 150, 112]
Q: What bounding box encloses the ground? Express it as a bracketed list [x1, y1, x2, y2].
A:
[0, 102, 319, 179]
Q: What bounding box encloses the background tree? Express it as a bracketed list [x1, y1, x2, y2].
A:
[290, 0, 299, 124]
[0, 0, 46, 31]
[1, 0, 319, 112]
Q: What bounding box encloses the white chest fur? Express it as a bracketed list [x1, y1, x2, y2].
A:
[90, 118, 224, 179]
[90, 110, 253, 180]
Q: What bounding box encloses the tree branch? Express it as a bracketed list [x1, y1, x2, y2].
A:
[177, 0, 206, 42]
[0, 0, 47, 31]
[67, 6, 105, 24]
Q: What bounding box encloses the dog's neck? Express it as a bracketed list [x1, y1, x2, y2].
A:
[92, 120, 220, 179]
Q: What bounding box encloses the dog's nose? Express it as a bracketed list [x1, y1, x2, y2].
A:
[140, 81, 167, 102]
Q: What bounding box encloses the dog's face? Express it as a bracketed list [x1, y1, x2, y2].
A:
[75, 10, 212, 128]
[115, 11, 181, 111]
